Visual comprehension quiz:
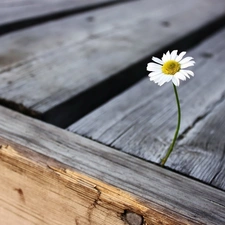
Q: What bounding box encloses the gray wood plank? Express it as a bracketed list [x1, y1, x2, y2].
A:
[0, 0, 225, 127]
[169, 98, 225, 190]
[68, 27, 225, 190]
[0, 0, 120, 26]
[0, 105, 224, 224]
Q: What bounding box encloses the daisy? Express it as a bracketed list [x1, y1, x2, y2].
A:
[146, 50, 195, 166]
[147, 50, 195, 86]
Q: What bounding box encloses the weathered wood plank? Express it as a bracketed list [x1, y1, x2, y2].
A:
[170, 97, 225, 190]
[68, 27, 225, 189]
[0, 0, 120, 27]
[0, 146, 127, 225]
[0, 106, 224, 224]
[0, 0, 225, 127]
[1, 145, 131, 225]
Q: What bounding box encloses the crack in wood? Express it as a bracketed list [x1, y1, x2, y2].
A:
[87, 186, 102, 224]
[209, 143, 225, 185]
[46, 163, 105, 224]
[178, 92, 225, 141]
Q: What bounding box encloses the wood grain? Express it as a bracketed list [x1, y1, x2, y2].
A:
[69, 27, 225, 189]
[0, 0, 225, 127]
[170, 97, 225, 190]
[0, 105, 224, 224]
[0, 145, 129, 225]
[0, 0, 120, 26]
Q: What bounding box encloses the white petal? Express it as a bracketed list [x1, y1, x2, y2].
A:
[147, 62, 160, 67]
[164, 75, 173, 82]
[181, 70, 194, 77]
[147, 68, 161, 73]
[172, 76, 180, 86]
[152, 74, 164, 82]
[157, 76, 166, 86]
[152, 57, 163, 64]
[180, 61, 195, 69]
[150, 73, 172, 86]
[156, 74, 170, 84]
[180, 70, 190, 79]
[157, 75, 172, 85]
[176, 72, 186, 81]
[148, 71, 162, 77]
[147, 62, 162, 71]
[150, 74, 161, 81]
[162, 53, 169, 62]
[158, 79, 167, 86]
[166, 51, 171, 60]
[179, 57, 194, 64]
[162, 76, 172, 85]
[171, 50, 178, 60]
[175, 51, 186, 62]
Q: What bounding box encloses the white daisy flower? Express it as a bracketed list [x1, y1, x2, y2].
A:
[147, 50, 195, 86]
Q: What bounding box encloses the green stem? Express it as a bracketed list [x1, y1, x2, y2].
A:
[161, 84, 181, 166]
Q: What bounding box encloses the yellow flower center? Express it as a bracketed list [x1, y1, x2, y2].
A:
[162, 60, 180, 75]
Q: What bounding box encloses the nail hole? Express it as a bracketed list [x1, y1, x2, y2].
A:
[86, 16, 94, 22]
[201, 52, 213, 58]
[14, 188, 25, 203]
[161, 21, 170, 27]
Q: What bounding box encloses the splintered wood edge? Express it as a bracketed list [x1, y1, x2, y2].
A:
[0, 106, 224, 224]
[0, 144, 190, 225]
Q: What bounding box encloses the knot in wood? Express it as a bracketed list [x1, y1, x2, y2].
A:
[124, 211, 143, 225]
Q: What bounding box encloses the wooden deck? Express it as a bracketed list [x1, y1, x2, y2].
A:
[0, 0, 225, 224]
